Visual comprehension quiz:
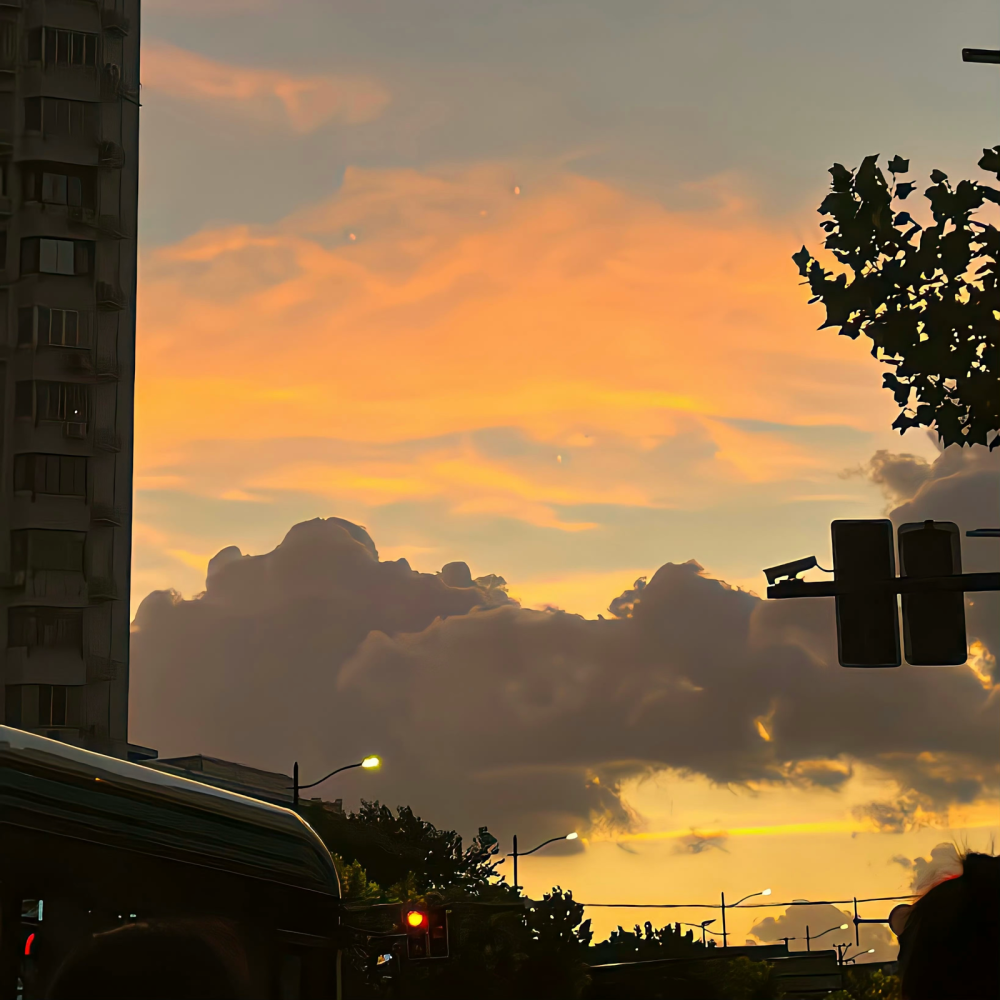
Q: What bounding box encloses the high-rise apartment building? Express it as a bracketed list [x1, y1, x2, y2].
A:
[0, 0, 146, 759]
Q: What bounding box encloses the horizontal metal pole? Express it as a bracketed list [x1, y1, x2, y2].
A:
[962, 47, 1000, 64]
[767, 572, 1000, 600]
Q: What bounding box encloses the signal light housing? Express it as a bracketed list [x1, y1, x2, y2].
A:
[403, 905, 449, 960]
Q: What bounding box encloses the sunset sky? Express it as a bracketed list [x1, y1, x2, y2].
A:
[131, 0, 999, 948]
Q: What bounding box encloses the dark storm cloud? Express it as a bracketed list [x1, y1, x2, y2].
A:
[130, 450, 999, 845]
[673, 833, 729, 855]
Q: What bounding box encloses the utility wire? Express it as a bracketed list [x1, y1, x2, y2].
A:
[577, 894, 916, 909]
[341, 893, 916, 912]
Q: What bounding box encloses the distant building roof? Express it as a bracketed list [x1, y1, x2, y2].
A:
[147, 754, 295, 806]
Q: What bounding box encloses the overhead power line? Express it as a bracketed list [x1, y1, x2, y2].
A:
[577, 894, 916, 909]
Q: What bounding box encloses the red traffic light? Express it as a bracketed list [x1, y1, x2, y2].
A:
[24, 932, 35, 957]
[405, 910, 428, 930]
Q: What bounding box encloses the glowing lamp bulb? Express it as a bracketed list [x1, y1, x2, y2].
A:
[762, 888, 772, 896]
[406, 910, 426, 929]
[867, 948, 875, 954]
[361, 756, 381, 769]
[840, 924, 849, 930]
[566, 832, 578, 840]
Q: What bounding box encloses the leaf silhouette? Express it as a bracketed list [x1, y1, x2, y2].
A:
[793, 153, 1000, 450]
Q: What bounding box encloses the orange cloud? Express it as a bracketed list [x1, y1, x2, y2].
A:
[136, 163, 890, 528]
[142, 40, 389, 131]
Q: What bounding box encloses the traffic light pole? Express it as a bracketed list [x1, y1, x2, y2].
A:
[768, 572, 1000, 600]
[765, 520, 998, 667]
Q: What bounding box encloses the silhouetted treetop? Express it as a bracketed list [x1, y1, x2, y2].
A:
[793, 148, 999, 450]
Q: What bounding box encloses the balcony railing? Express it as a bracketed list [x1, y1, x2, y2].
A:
[96, 281, 126, 311]
[91, 503, 125, 526]
[94, 428, 121, 453]
[98, 214, 127, 239]
[98, 140, 124, 169]
[101, 9, 130, 36]
[88, 576, 118, 602]
[86, 654, 120, 682]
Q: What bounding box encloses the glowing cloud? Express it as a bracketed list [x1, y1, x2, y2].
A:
[136, 163, 888, 534]
[142, 40, 390, 132]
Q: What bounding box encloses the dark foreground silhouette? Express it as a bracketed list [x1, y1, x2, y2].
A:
[898, 852, 999, 1000]
[47, 920, 248, 1000]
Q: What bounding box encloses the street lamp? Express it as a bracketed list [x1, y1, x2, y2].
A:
[841, 947, 875, 965]
[507, 832, 578, 892]
[720, 888, 770, 948]
[806, 923, 849, 952]
[291, 755, 380, 807]
[679, 920, 718, 946]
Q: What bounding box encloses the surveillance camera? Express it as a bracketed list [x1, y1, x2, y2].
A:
[763, 555, 817, 586]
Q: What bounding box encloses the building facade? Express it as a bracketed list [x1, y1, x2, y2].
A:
[0, 0, 142, 759]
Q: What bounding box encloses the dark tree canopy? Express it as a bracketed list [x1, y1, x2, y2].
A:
[793, 148, 1000, 450]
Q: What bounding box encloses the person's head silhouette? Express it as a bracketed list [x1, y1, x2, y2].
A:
[897, 852, 999, 1000]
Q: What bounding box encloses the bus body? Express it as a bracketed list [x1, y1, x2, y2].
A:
[0, 726, 342, 999]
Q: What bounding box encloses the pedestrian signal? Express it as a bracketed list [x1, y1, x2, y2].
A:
[898, 521, 967, 665]
[403, 906, 449, 960]
[832, 519, 900, 667]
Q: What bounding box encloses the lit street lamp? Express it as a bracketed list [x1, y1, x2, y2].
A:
[291, 755, 380, 807]
[720, 888, 771, 948]
[840, 946, 876, 965]
[806, 923, 849, 952]
[507, 832, 578, 892]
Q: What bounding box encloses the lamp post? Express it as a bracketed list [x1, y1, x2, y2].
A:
[291, 755, 380, 808]
[841, 947, 875, 965]
[720, 888, 771, 948]
[507, 832, 578, 893]
[806, 923, 849, 952]
[683, 920, 717, 946]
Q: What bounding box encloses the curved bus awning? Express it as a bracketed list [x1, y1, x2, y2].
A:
[0, 726, 340, 899]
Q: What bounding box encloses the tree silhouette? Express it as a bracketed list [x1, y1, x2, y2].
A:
[793, 148, 999, 450]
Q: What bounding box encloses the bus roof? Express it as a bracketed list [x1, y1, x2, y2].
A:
[0, 726, 340, 898]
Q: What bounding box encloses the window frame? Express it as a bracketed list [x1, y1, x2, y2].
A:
[10, 528, 88, 576]
[13, 453, 87, 498]
[32, 26, 99, 68]
[8, 607, 84, 652]
[22, 96, 96, 138]
[14, 380, 90, 425]
[20, 237, 94, 277]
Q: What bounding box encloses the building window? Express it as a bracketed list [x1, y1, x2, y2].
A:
[28, 27, 98, 68]
[4, 684, 78, 729]
[20, 237, 93, 276]
[0, 21, 16, 70]
[22, 162, 95, 209]
[4, 685, 21, 727]
[23, 97, 95, 138]
[14, 380, 89, 424]
[14, 454, 87, 497]
[11, 529, 87, 576]
[8, 607, 83, 651]
[18, 306, 89, 348]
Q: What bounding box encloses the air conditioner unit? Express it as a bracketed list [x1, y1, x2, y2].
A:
[64, 421, 87, 439]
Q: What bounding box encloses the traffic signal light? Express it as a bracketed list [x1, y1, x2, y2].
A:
[898, 521, 967, 665]
[403, 906, 449, 960]
[832, 519, 900, 667]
